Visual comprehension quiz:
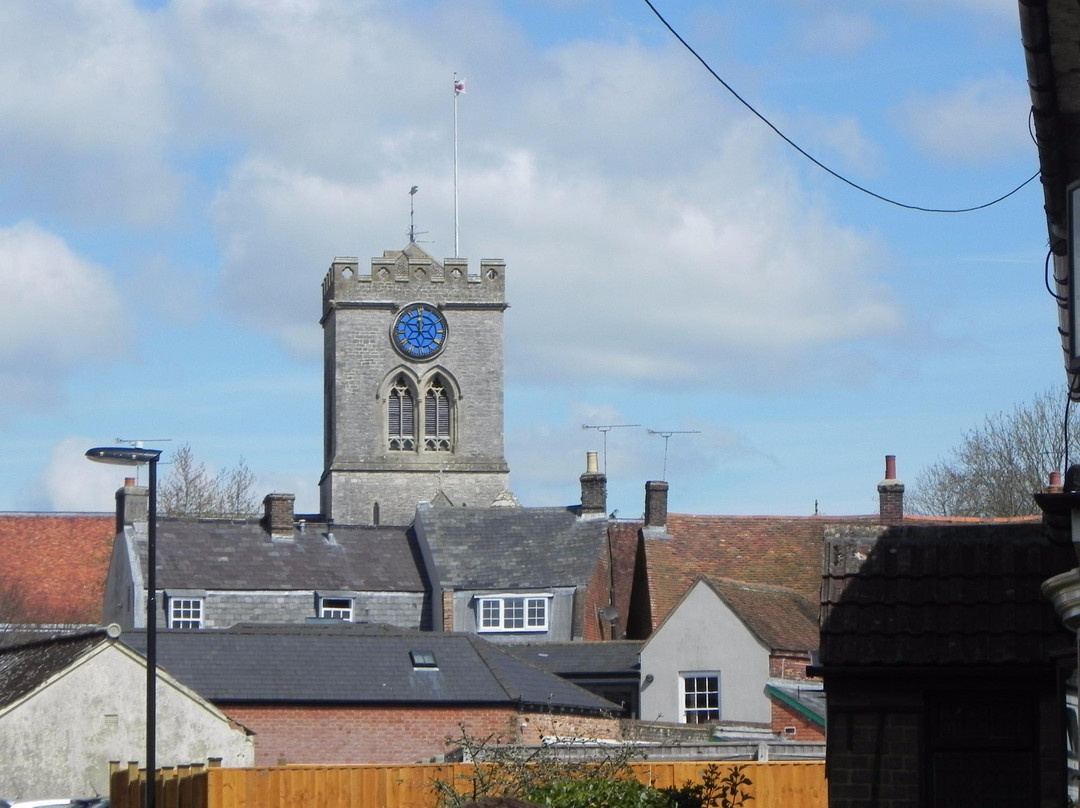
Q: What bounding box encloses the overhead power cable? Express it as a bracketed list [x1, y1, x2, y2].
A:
[643, 0, 1039, 214]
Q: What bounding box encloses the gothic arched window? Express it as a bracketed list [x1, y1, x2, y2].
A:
[388, 377, 415, 451]
[424, 377, 452, 451]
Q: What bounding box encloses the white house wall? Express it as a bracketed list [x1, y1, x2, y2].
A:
[639, 581, 771, 725]
[0, 642, 252, 800]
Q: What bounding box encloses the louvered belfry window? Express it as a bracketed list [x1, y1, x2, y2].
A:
[388, 378, 415, 450]
[424, 379, 452, 451]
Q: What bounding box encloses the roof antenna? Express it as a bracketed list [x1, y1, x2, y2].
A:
[407, 186, 423, 244]
[582, 423, 640, 475]
[646, 428, 701, 481]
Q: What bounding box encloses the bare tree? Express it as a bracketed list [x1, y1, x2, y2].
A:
[908, 388, 1079, 518]
[160, 444, 259, 518]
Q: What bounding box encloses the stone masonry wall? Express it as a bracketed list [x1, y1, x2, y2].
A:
[158, 590, 426, 630]
[321, 253, 509, 526]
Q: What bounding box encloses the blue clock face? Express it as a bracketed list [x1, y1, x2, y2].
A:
[392, 304, 447, 359]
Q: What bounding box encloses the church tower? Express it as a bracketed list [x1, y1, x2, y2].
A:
[320, 243, 510, 526]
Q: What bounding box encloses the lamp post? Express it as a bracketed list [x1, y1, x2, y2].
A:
[86, 446, 162, 808]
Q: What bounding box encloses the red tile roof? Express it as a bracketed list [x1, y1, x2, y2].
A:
[640, 513, 879, 632]
[0, 514, 115, 622]
[705, 578, 820, 653]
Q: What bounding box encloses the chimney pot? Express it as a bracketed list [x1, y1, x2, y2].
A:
[878, 455, 904, 526]
[579, 453, 607, 519]
[1049, 470, 1064, 494]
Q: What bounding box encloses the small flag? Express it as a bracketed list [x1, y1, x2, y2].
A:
[454, 77, 466, 95]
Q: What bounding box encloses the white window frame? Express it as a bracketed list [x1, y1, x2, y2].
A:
[320, 596, 354, 621]
[475, 593, 552, 633]
[168, 597, 203, 630]
[680, 671, 720, 724]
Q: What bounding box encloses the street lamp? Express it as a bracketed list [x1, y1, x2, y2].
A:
[86, 446, 162, 808]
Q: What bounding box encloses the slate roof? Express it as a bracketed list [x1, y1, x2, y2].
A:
[705, 578, 819, 653]
[502, 641, 641, 676]
[414, 505, 608, 589]
[0, 629, 107, 710]
[819, 522, 1076, 667]
[135, 519, 425, 591]
[637, 513, 879, 633]
[120, 623, 618, 713]
[0, 513, 116, 622]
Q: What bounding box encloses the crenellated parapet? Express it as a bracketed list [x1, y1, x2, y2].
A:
[323, 246, 506, 316]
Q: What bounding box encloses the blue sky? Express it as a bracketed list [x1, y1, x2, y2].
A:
[0, 0, 1062, 520]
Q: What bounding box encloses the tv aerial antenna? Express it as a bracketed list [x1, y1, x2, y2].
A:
[647, 428, 700, 480]
[582, 423, 640, 474]
[407, 186, 429, 245]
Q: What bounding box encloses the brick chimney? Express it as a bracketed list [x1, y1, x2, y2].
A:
[263, 493, 295, 538]
[877, 455, 904, 525]
[115, 477, 148, 534]
[579, 452, 607, 520]
[643, 480, 670, 538]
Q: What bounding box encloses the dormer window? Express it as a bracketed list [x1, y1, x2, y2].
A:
[476, 594, 551, 633]
[320, 596, 353, 621]
[168, 597, 203, 630]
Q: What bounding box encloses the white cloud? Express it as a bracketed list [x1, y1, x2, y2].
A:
[0, 221, 128, 406]
[897, 74, 1030, 163]
[0, 1, 180, 224]
[38, 436, 133, 512]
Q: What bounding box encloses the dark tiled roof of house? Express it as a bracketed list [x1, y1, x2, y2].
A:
[639, 513, 878, 632]
[705, 578, 819, 652]
[0, 629, 107, 709]
[415, 506, 607, 589]
[0, 514, 116, 622]
[120, 623, 618, 713]
[820, 522, 1075, 667]
[135, 520, 426, 591]
[502, 641, 641, 676]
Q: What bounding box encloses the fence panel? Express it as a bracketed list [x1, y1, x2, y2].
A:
[113, 759, 826, 808]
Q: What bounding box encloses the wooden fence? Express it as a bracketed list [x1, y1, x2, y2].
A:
[110, 760, 826, 808]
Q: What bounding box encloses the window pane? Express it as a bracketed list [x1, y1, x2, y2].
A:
[526, 598, 546, 627]
[683, 674, 720, 723]
[504, 597, 524, 628]
[171, 598, 202, 629]
[481, 599, 500, 627]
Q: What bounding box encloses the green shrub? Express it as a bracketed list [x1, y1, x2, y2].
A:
[527, 777, 670, 808]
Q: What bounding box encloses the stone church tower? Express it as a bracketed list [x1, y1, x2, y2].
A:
[319, 243, 510, 526]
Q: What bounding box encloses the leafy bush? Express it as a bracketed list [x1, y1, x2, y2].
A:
[527, 777, 670, 808]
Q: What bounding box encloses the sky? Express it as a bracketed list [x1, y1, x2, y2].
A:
[0, 0, 1064, 520]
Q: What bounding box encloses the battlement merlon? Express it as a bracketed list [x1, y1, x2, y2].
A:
[322, 254, 507, 311]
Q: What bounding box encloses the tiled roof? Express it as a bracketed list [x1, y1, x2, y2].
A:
[120, 623, 617, 713]
[415, 506, 607, 589]
[705, 578, 819, 652]
[820, 522, 1076, 667]
[0, 514, 116, 622]
[135, 519, 425, 591]
[639, 513, 878, 632]
[502, 641, 641, 676]
[0, 629, 107, 709]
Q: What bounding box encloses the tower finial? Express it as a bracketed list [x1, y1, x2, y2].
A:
[408, 185, 419, 244]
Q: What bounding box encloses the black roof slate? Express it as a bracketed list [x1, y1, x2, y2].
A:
[502, 641, 641, 676]
[137, 520, 425, 591]
[120, 623, 617, 713]
[415, 505, 606, 589]
[0, 629, 108, 709]
[820, 522, 1075, 667]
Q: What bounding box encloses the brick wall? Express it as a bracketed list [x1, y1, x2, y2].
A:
[223, 704, 622, 766]
[770, 700, 825, 743]
[826, 709, 920, 808]
[769, 653, 812, 681]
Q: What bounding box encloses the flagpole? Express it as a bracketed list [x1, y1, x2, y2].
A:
[453, 73, 460, 258]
